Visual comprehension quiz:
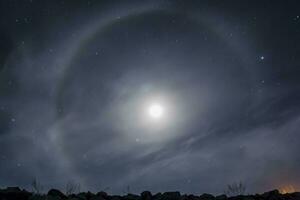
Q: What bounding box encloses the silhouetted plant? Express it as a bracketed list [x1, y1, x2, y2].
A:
[122, 185, 131, 194]
[102, 186, 111, 192]
[65, 181, 81, 195]
[31, 178, 44, 194]
[225, 181, 246, 196]
[96, 182, 111, 193]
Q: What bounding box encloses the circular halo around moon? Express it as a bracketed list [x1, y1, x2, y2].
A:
[52, 6, 259, 186]
[56, 9, 255, 139]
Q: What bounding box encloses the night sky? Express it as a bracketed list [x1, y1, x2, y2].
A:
[0, 0, 300, 195]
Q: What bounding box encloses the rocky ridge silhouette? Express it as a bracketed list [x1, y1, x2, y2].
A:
[0, 187, 300, 200]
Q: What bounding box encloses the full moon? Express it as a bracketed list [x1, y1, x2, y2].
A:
[148, 104, 164, 119]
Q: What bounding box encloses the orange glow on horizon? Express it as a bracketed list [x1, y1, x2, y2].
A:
[279, 185, 296, 194]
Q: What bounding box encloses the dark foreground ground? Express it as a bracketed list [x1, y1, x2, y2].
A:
[0, 187, 299, 200]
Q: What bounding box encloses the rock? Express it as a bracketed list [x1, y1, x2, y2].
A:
[261, 190, 280, 199]
[47, 189, 66, 199]
[0, 187, 31, 200]
[290, 192, 300, 199]
[4, 188, 300, 200]
[87, 191, 96, 199]
[110, 195, 122, 200]
[47, 196, 65, 200]
[199, 193, 215, 200]
[162, 192, 181, 200]
[252, 194, 265, 200]
[91, 195, 107, 200]
[227, 196, 243, 200]
[262, 190, 285, 200]
[216, 195, 227, 200]
[123, 193, 140, 200]
[179, 194, 190, 200]
[141, 191, 152, 200]
[77, 192, 88, 200]
[68, 194, 80, 199]
[243, 196, 256, 200]
[6, 187, 22, 192]
[230, 195, 255, 200]
[97, 191, 108, 199]
[187, 194, 201, 200]
[29, 195, 47, 200]
[76, 191, 95, 200]
[153, 193, 163, 200]
[68, 198, 84, 200]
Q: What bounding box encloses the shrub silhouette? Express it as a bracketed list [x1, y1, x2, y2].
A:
[65, 181, 80, 195]
[225, 181, 246, 196]
[31, 178, 44, 194]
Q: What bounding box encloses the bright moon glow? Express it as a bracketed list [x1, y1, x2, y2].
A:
[148, 104, 164, 119]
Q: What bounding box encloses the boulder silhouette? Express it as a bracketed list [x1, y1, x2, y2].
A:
[215, 195, 227, 200]
[152, 193, 163, 200]
[47, 189, 66, 199]
[141, 191, 152, 200]
[1, 187, 300, 200]
[0, 187, 31, 200]
[199, 193, 215, 200]
[187, 194, 201, 200]
[161, 192, 181, 200]
[97, 191, 108, 199]
[123, 193, 141, 200]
